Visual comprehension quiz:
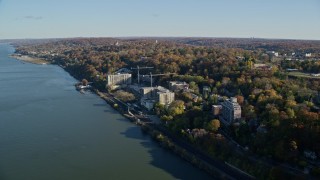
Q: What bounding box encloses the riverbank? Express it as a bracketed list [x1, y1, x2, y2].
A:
[94, 89, 250, 179]
[140, 123, 235, 179]
[10, 51, 248, 179]
[10, 54, 49, 65]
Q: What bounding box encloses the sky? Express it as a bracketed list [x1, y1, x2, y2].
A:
[0, 0, 319, 40]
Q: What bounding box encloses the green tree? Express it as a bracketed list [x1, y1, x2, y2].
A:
[189, 81, 199, 94]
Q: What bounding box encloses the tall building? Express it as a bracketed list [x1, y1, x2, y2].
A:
[221, 97, 241, 124]
[106, 73, 132, 86]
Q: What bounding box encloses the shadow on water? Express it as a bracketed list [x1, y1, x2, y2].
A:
[120, 126, 213, 180]
[93, 103, 118, 114]
[93, 103, 106, 107]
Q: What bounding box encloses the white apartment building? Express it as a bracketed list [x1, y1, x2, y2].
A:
[106, 73, 132, 86]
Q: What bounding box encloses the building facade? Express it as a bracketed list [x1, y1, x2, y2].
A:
[140, 87, 157, 98]
[158, 91, 175, 105]
[140, 86, 175, 109]
[221, 97, 241, 124]
[107, 73, 132, 86]
[212, 105, 222, 116]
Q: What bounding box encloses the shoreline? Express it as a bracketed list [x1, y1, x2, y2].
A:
[10, 54, 50, 65]
[93, 88, 233, 179]
[15, 54, 251, 179]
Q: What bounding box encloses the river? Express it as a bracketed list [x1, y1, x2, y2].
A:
[0, 44, 212, 180]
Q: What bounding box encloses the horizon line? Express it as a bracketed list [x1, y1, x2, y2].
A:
[1, 36, 320, 41]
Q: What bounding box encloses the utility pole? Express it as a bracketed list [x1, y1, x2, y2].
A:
[142, 72, 176, 88]
[131, 66, 154, 84]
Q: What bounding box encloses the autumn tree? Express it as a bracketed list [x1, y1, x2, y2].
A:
[82, 79, 88, 86]
[168, 100, 185, 117]
[207, 119, 221, 132]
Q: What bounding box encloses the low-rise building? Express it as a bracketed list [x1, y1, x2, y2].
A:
[305, 53, 312, 57]
[212, 105, 222, 116]
[140, 98, 157, 111]
[221, 97, 241, 125]
[140, 87, 157, 98]
[168, 81, 189, 91]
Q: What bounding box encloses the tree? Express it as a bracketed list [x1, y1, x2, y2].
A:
[168, 100, 185, 116]
[155, 102, 165, 115]
[114, 90, 136, 102]
[189, 81, 199, 94]
[207, 119, 221, 132]
[82, 78, 88, 86]
[236, 95, 244, 105]
[161, 115, 173, 122]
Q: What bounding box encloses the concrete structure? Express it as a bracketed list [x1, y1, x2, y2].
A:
[221, 97, 241, 125]
[140, 98, 157, 111]
[140, 87, 156, 98]
[140, 86, 175, 109]
[107, 73, 132, 86]
[168, 81, 189, 91]
[212, 105, 222, 116]
[157, 90, 175, 106]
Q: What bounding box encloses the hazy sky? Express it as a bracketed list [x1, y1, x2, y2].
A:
[0, 0, 319, 39]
